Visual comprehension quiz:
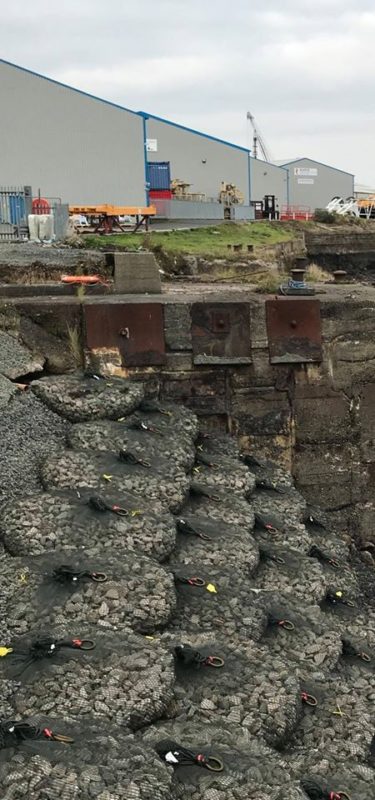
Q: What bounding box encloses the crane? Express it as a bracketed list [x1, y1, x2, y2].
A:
[247, 112, 271, 162]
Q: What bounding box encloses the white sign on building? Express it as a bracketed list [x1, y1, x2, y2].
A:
[298, 178, 315, 185]
[294, 167, 318, 177]
[146, 139, 158, 152]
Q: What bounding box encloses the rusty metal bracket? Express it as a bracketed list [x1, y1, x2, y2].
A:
[265, 298, 322, 364]
[84, 302, 166, 366]
[191, 303, 252, 365]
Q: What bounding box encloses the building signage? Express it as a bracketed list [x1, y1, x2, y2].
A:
[294, 167, 318, 177]
[146, 139, 158, 152]
[298, 178, 314, 185]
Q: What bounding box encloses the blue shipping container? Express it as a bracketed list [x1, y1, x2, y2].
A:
[147, 161, 171, 190]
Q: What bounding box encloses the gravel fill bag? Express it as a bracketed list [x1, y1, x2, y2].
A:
[125, 403, 199, 440]
[253, 511, 312, 553]
[41, 449, 190, 513]
[196, 432, 241, 460]
[191, 453, 256, 498]
[144, 722, 296, 800]
[184, 483, 255, 530]
[165, 634, 300, 749]
[295, 763, 375, 800]
[259, 598, 343, 673]
[68, 419, 196, 470]
[170, 564, 266, 640]
[251, 483, 307, 525]
[0, 488, 177, 562]
[291, 673, 374, 765]
[1, 550, 176, 637]
[0, 716, 173, 800]
[172, 514, 259, 576]
[253, 546, 329, 605]
[0, 630, 174, 730]
[31, 373, 145, 422]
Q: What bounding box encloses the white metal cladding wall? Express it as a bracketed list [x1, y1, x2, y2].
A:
[146, 117, 250, 203]
[281, 158, 354, 210]
[0, 61, 146, 205]
[250, 158, 288, 207]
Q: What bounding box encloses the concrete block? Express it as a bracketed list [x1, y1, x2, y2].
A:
[231, 388, 291, 436]
[114, 252, 162, 294]
[164, 304, 192, 350]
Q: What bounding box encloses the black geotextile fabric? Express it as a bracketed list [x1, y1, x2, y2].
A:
[164, 635, 301, 749]
[40, 448, 190, 513]
[195, 432, 241, 460]
[143, 722, 299, 800]
[0, 550, 176, 637]
[251, 483, 307, 525]
[252, 509, 312, 552]
[30, 373, 145, 423]
[191, 454, 256, 498]
[68, 418, 196, 470]
[0, 630, 174, 730]
[184, 483, 255, 530]
[0, 717, 173, 800]
[294, 763, 374, 800]
[172, 513, 259, 575]
[0, 488, 177, 561]
[170, 564, 266, 640]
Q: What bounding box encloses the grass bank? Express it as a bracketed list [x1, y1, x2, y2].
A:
[82, 222, 295, 257]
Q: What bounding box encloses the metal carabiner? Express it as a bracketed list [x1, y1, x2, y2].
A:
[205, 755, 224, 772]
[188, 577, 205, 587]
[111, 505, 129, 517]
[301, 691, 318, 707]
[335, 792, 351, 800]
[343, 598, 356, 608]
[90, 572, 107, 583]
[265, 524, 279, 535]
[204, 655, 225, 668]
[278, 619, 295, 631]
[359, 651, 371, 663]
[49, 733, 75, 744]
[272, 554, 285, 565]
[71, 638, 95, 651]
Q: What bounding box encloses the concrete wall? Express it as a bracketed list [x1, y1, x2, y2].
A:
[0, 60, 146, 206]
[153, 199, 225, 220]
[146, 116, 250, 204]
[281, 158, 354, 211]
[250, 158, 288, 207]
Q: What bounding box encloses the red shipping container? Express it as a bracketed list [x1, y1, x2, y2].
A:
[149, 190, 172, 199]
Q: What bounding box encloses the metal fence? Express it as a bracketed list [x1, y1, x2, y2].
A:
[0, 185, 31, 241]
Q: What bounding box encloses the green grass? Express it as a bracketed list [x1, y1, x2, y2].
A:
[83, 222, 294, 257]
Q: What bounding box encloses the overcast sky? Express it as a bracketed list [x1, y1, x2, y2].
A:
[1, 0, 374, 184]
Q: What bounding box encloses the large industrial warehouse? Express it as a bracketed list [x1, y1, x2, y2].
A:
[0, 58, 355, 221]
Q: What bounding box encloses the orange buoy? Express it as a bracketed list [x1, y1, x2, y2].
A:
[61, 275, 102, 285]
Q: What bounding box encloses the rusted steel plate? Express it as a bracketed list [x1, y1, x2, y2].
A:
[266, 298, 322, 364]
[191, 303, 252, 365]
[84, 303, 166, 366]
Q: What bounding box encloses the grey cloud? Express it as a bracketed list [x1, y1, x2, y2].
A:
[0, 0, 374, 182]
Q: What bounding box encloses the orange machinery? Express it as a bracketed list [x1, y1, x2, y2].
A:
[69, 204, 156, 233]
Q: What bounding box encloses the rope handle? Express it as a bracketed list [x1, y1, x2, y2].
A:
[301, 691, 318, 707]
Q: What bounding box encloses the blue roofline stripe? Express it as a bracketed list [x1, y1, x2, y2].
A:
[1, 58, 251, 154]
[279, 157, 354, 178]
[0, 58, 139, 117]
[139, 111, 250, 153]
[250, 156, 289, 172]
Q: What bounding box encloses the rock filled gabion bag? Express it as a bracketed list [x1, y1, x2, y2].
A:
[170, 564, 266, 641]
[166, 634, 301, 749]
[191, 452, 256, 498]
[0, 550, 176, 638]
[252, 546, 329, 604]
[184, 483, 255, 530]
[172, 513, 259, 576]
[30, 373, 145, 422]
[125, 402, 200, 440]
[0, 717, 173, 800]
[41, 449, 190, 513]
[144, 722, 297, 800]
[68, 419, 196, 470]
[0, 630, 175, 730]
[0, 488, 177, 562]
[251, 482, 307, 525]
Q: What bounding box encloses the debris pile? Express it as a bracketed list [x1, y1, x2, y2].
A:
[0, 372, 373, 799]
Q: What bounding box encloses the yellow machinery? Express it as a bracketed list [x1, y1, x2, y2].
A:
[69, 204, 156, 233]
[218, 182, 244, 206]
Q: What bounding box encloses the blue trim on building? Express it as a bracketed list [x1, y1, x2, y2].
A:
[138, 111, 250, 154]
[142, 115, 150, 206]
[0, 58, 139, 116]
[247, 154, 252, 205]
[280, 157, 354, 178]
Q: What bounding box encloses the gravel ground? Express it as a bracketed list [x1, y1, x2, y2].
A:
[0, 373, 374, 798]
[0, 393, 68, 509]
